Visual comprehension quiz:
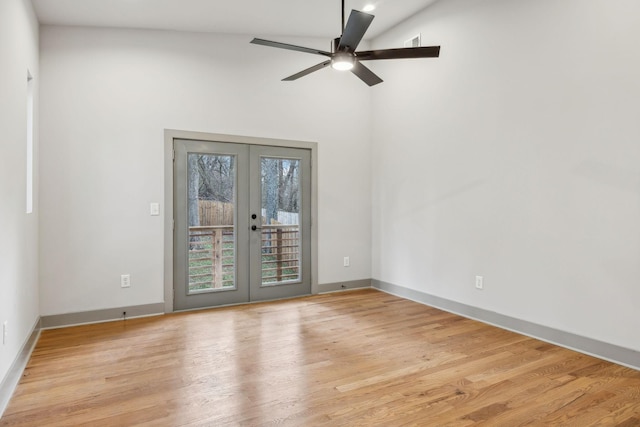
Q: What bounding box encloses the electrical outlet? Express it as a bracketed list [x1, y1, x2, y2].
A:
[121, 274, 131, 288]
[3, 321, 7, 345]
[475, 276, 484, 290]
[343, 257, 350, 267]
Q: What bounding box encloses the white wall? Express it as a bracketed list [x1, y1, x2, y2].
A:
[371, 0, 640, 351]
[0, 0, 40, 384]
[39, 26, 372, 315]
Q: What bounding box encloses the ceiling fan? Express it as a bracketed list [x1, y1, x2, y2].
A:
[250, 0, 440, 86]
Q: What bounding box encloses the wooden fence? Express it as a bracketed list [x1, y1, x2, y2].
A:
[197, 200, 299, 228]
[198, 200, 234, 226]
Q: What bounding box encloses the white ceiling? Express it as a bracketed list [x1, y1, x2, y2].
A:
[32, 0, 439, 40]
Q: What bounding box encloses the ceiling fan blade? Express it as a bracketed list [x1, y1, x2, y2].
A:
[351, 61, 383, 86]
[357, 46, 441, 61]
[251, 38, 331, 57]
[337, 10, 374, 52]
[282, 60, 332, 81]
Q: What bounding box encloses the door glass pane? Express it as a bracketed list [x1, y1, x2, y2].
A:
[261, 157, 301, 286]
[187, 153, 236, 294]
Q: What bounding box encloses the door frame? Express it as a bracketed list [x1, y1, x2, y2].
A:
[163, 129, 318, 313]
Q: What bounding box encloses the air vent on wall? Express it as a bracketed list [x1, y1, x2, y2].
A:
[404, 34, 421, 48]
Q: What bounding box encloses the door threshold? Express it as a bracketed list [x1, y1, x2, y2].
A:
[172, 293, 314, 313]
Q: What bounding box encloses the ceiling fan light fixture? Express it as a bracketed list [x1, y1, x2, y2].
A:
[363, 4, 376, 12]
[331, 53, 355, 71]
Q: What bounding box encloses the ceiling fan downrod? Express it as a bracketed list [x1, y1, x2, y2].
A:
[342, 0, 346, 35]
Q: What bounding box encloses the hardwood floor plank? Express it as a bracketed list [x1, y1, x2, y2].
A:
[1, 289, 639, 426]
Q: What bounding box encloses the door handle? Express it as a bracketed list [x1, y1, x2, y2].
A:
[251, 225, 262, 231]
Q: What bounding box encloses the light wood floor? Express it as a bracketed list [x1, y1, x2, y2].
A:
[2, 289, 639, 426]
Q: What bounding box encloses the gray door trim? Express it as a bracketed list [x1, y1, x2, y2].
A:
[164, 129, 318, 313]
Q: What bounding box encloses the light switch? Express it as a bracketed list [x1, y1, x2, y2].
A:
[150, 202, 160, 216]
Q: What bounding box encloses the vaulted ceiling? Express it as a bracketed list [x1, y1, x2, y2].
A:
[32, 0, 439, 40]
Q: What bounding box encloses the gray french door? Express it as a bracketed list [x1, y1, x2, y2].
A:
[173, 139, 311, 310]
